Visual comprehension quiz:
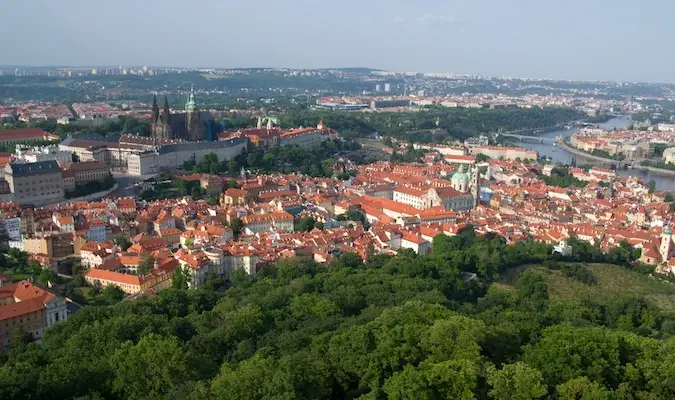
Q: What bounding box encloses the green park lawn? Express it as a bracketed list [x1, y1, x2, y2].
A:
[497, 263, 675, 312]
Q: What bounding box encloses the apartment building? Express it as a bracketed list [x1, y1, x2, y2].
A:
[4, 161, 64, 205]
[242, 212, 294, 234]
[23, 234, 73, 260]
[0, 215, 21, 241]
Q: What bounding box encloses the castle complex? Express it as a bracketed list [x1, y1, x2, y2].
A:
[151, 87, 211, 141]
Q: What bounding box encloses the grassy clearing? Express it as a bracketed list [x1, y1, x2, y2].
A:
[498, 263, 675, 312]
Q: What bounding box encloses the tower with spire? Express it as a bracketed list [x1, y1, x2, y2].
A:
[151, 95, 159, 122]
[185, 85, 206, 141]
[151, 95, 174, 140]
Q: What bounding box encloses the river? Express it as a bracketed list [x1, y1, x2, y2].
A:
[519, 118, 675, 192]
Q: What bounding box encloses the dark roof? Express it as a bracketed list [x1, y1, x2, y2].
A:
[8, 160, 61, 176]
[60, 133, 121, 145]
[157, 137, 246, 154]
[68, 132, 106, 141]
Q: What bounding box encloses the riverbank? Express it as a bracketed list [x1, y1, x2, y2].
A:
[556, 140, 618, 163]
[557, 140, 675, 177]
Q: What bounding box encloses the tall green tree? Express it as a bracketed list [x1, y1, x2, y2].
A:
[111, 334, 193, 400]
[487, 362, 548, 400]
[172, 267, 190, 290]
[138, 255, 154, 276]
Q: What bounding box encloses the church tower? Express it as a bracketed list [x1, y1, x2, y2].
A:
[185, 85, 205, 141]
[152, 95, 172, 141]
[151, 95, 159, 124]
[470, 164, 480, 208]
[154, 96, 173, 140]
[660, 224, 672, 262]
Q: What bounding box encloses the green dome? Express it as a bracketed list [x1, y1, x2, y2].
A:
[664, 225, 672, 235]
[452, 165, 470, 183]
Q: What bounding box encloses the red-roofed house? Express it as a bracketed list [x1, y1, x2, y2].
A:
[0, 280, 68, 347]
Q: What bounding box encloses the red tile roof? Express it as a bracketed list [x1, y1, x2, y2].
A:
[85, 268, 142, 286]
[0, 128, 59, 141]
[0, 298, 45, 321]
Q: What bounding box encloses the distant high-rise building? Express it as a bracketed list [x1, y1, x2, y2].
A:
[375, 84, 381, 92]
[384, 83, 391, 92]
[417, 90, 425, 97]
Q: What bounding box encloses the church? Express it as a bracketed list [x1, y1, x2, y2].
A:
[151, 87, 212, 141]
[391, 164, 480, 212]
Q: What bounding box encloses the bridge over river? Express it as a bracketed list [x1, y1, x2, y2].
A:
[498, 132, 558, 143]
[495, 122, 584, 143]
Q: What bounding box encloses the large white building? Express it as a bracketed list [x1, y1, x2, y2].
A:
[663, 147, 675, 165]
[59, 135, 247, 176]
[0, 216, 21, 241]
[468, 146, 537, 161]
[126, 139, 247, 176]
[3, 161, 65, 205]
[14, 145, 73, 164]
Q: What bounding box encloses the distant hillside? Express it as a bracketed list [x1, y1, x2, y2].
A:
[498, 263, 675, 311]
[319, 67, 384, 73]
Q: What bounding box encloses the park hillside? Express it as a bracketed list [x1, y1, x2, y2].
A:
[1, 228, 675, 399]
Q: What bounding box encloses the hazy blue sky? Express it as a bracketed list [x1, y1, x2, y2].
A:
[2, 0, 674, 82]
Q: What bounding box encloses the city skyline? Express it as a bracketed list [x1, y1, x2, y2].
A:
[2, 0, 675, 83]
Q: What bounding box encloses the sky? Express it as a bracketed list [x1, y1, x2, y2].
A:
[1, 0, 674, 83]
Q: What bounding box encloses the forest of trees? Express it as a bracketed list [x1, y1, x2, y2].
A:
[541, 167, 588, 188]
[1, 229, 672, 399]
[3, 116, 152, 138]
[278, 107, 584, 142]
[173, 140, 360, 180]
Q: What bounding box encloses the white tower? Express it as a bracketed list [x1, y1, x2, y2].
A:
[470, 164, 480, 208]
[660, 224, 672, 262]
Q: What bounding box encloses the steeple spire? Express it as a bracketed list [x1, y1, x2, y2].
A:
[186, 84, 196, 110]
[151, 95, 159, 122]
[162, 96, 171, 124]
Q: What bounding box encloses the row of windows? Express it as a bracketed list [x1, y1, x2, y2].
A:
[17, 191, 61, 199]
[17, 185, 60, 193]
[17, 179, 58, 186]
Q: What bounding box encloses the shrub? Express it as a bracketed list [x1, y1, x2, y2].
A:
[560, 263, 597, 285]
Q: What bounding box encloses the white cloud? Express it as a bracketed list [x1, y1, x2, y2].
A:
[415, 14, 454, 26]
[392, 15, 404, 24]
